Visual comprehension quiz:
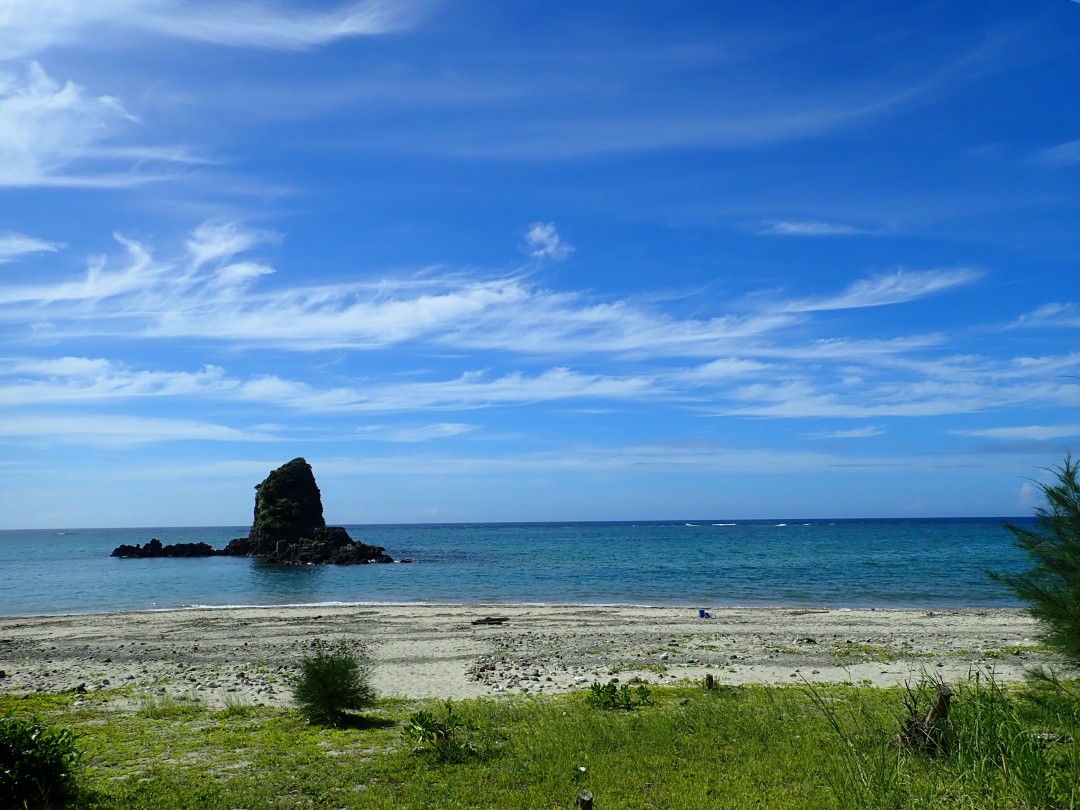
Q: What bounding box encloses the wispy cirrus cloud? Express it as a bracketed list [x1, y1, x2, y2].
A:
[0, 230, 61, 263]
[1028, 139, 1080, 168]
[0, 219, 801, 357]
[804, 426, 885, 440]
[0, 0, 416, 59]
[0, 356, 664, 412]
[235, 367, 664, 413]
[356, 423, 477, 442]
[759, 220, 870, 237]
[780, 268, 979, 313]
[0, 358, 231, 406]
[1009, 303, 1080, 329]
[952, 424, 1080, 441]
[719, 368, 1080, 420]
[0, 413, 277, 447]
[0, 62, 201, 188]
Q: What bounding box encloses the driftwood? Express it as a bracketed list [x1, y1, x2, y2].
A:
[471, 616, 509, 626]
[896, 683, 953, 754]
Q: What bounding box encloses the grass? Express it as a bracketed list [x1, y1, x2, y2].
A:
[2, 676, 1078, 809]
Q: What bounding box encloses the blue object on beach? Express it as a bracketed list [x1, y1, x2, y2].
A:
[698, 608, 706, 618]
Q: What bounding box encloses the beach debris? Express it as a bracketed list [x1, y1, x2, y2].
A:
[471, 616, 509, 626]
[896, 682, 953, 755]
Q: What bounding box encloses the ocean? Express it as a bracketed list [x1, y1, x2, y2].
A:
[0, 518, 1031, 617]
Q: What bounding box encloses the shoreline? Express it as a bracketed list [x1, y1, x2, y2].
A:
[0, 597, 1024, 622]
[0, 604, 1051, 707]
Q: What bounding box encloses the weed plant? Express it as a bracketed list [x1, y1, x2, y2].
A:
[291, 639, 375, 726]
[585, 681, 652, 710]
[403, 700, 490, 763]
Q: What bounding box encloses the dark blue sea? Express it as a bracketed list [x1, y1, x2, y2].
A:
[0, 519, 1031, 617]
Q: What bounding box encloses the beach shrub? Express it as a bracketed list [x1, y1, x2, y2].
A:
[990, 455, 1080, 668]
[0, 714, 82, 809]
[291, 639, 375, 726]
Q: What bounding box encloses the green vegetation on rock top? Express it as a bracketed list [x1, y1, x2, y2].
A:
[250, 457, 326, 551]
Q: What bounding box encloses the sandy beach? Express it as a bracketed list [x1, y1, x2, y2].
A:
[0, 605, 1051, 709]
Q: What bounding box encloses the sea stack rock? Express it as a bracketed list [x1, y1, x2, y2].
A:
[223, 458, 393, 565]
[248, 456, 327, 555]
[113, 457, 393, 564]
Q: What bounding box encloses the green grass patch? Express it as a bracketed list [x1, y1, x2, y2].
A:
[1, 676, 1078, 809]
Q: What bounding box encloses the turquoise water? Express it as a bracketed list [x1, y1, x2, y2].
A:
[0, 519, 1029, 616]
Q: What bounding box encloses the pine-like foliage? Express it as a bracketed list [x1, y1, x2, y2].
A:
[291, 640, 375, 726]
[991, 455, 1080, 668]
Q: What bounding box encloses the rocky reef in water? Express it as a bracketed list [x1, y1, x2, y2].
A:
[111, 458, 393, 565]
[110, 539, 221, 558]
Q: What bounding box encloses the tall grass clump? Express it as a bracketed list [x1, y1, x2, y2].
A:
[0, 714, 83, 809]
[291, 639, 375, 726]
[809, 673, 1080, 809]
[805, 681, 912, 809]
[946, 673, 1079, 809]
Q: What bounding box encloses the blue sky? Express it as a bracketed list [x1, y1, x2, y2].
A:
[1, 1, 1079, 528]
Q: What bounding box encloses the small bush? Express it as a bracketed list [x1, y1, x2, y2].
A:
[291, 639, 375, 726]
[0, 714, 82, 809]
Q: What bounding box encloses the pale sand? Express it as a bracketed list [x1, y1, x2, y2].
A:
[0, 605, 1053, 709]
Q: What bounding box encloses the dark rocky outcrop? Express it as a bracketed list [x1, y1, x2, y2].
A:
[269, 526, 393, 565]
[111, 539, 220, 558]
[111, 458, 393, 565]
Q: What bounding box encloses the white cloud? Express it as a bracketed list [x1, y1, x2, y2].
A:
[0, 414, 276, 446]
[781, 268, 979, 313]
[759, 220, 866, 237]
[804, 426, 885, 440]
[0, 356, 662, 412]
[235, 367, 663, 412]
[523, 222, 574, 261]
[1029, 139, 1080, 168]
[0, 1, 415, 59]
[952, 424, 1080, 441]
[0, 230, 61, 263]
[718, 370, 1080, 420]
[0, 220, 801, 357]
[0, 358, 232, 406]
[1009, 303, 1080, 329]
[356, 423, 477, 442]
[0, 62, 195, 188]
[186, 221, 276, 269]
